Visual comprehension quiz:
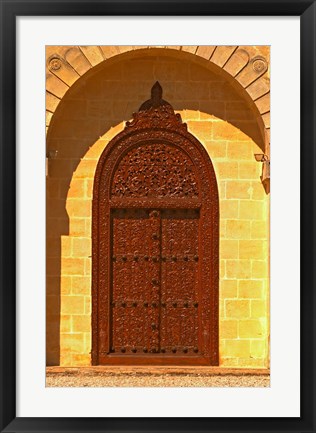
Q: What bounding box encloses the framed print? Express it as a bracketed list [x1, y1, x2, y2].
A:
[0, 1, 315, 432]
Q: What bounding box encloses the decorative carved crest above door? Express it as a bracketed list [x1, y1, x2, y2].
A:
[92, 82, 219, 365]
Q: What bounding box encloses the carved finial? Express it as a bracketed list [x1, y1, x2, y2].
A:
[139, 82, 172, 111]
[126, 82, 187, 132]
[151, 81, 163, 103]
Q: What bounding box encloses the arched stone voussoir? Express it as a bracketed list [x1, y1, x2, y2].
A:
[46, 45, 270, 153]
[46, 46, 81, 86]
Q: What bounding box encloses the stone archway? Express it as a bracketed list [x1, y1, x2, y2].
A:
[46, 45, 270, 148]
[46, 47, 270, 368]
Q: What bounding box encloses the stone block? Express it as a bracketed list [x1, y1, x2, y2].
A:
[64, 46, 91, 75]
[46, 111, 53, 126]
[213, 121, 249, 141]
[226, 260, 252, 279]
[46, 72, 69, 99]
[60, 315, 72, 333]
[205, 141, 227, 159]
[72, 276, 91, 295]
[59, 352, 73, 366]
[239, 240, 264, 260]
[71, 354, 91, 366]
[62, 258, 85, 276]
[226, 142, 253, 160]
[251, 340, 266, 358]
[73, 159, 97, 179]
[187, 121, 213, 141]
[154, 61, 189, 81]
[246, 77, 270, 100]
[226, 219, 251, 239]
[238, 162, 260, 180]
[239, 200, 265, 220]
[65, 179, 85, 199]
[60, 332, 85, 353]
[80, 46, 104, 66]
[211, 46, 236, 68]
[61, 236, 72, 257]
[251, 300, 267, 318]
[72, 315, 91, 333]
[224, 339, 250, 357]
[46, 91, 60, 112]
[220, 239, 239, 259]
[252, 260, 268, 279]
[46, 276, 61, 296]
[60, 276, 72, 295]
[255, 92, 270, 114]
[220, 279, 238, 298]
[181, 46, 197, 54]
[236, 63, 267, 88]
[48, 159, 75, 179]
[226, 181, 252, 199]
[84, 296, 91, 315]
[220, 259, 226, 279]
[224, 49, 249, 77]
[72, 237, 91, 258]
[66, 199, 91, 218]
[47, 217, 68, 235]
[47, 178, 60, 199]
[251, 181, 266, 200]
[262, 112, 270, 128]
[46, 257, 60, 277]
[99, 46, 120, 58]
[84, 332, 92, 353]
[251, 221, 268, 240]
[225, 299, 250, 318]
[219, 357, 239, 367]
[239, 319, 263, 338]
[221, 320, 238, 338]
[215, 161, 238, 179]
[238, 280, 263, 299]
[195, 45, 216, 59]
[85, 258, 91, 275]
[69, 218, 87, 237]
[226, 101, 254, 121]
[238, 358, 266, 367]
[220, 200, 239, 219]
[47, 57, 80, 87]
[61, 295, 85, 314]
[46, 295, 60, 316]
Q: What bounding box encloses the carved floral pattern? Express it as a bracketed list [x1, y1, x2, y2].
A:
[111, 143, 199, 198]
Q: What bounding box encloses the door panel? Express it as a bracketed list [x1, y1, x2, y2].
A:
[160, 210, 200, 354]
[111, 209, 160, 354]
[110, 208, 201, 359]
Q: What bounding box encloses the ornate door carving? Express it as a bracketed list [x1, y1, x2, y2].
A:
[92, 82, 219, 365]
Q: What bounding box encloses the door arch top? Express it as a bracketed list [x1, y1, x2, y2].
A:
[93, 81, 219, 209]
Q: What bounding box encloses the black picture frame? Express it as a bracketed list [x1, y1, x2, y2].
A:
[0, 1, 315, 432]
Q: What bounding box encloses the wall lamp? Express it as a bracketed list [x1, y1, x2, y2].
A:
[254, 154, 270, 194]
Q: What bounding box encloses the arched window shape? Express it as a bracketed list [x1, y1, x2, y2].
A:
[92, 82, 219, 365]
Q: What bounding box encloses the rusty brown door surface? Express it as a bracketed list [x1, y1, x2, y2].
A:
[110, 208, 200, 361]
[92, 83, 219, 366]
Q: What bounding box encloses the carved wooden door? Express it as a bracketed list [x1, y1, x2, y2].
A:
[92, 83, 219, 365]
[111, 208, 199, 359]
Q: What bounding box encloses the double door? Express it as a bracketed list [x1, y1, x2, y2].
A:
[109, 208, 201, 363]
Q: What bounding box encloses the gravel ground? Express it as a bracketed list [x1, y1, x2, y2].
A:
[46, 373, 269, 388]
